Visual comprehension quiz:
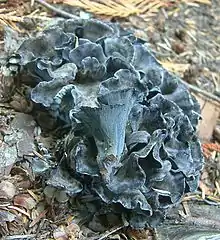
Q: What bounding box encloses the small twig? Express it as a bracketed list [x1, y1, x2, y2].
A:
[31, 0, 35, 7]
[35, 0, 79, 19]
[179, 79, 220, 106]
[182, 201, 191, 217]
[97, 226, 125, 240]
[4, 234, 36, 240]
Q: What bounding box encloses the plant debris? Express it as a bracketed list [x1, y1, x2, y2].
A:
[62, 0, 211, 19]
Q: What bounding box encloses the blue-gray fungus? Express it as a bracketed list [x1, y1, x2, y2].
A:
[10, 19, 204, 228]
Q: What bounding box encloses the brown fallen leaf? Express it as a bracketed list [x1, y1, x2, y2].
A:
[14, 193, 37, 210]
[0, 180, 16, 200]
[16, 179, 32, 190]
[9, 92, 33, 113]
[195, 95, 220, 141]
[126, 227, 150, 240]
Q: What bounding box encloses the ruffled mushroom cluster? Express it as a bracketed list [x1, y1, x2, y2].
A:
[9, 19, 204, 228]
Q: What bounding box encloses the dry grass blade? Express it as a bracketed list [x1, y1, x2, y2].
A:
[183, 0, 211, 4]
[0, 18, 8, 26]
[0, 14, 24, 23]
[7, 205, 30, 218]
[4, 234, 36, 239]
[63, 0, 211, 18]
[0, 7, 52, 32]
[141, 1, 166, 14]
[160, 61, 190, 75]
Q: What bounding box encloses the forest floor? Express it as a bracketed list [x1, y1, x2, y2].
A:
[0, 0, 220, 239]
